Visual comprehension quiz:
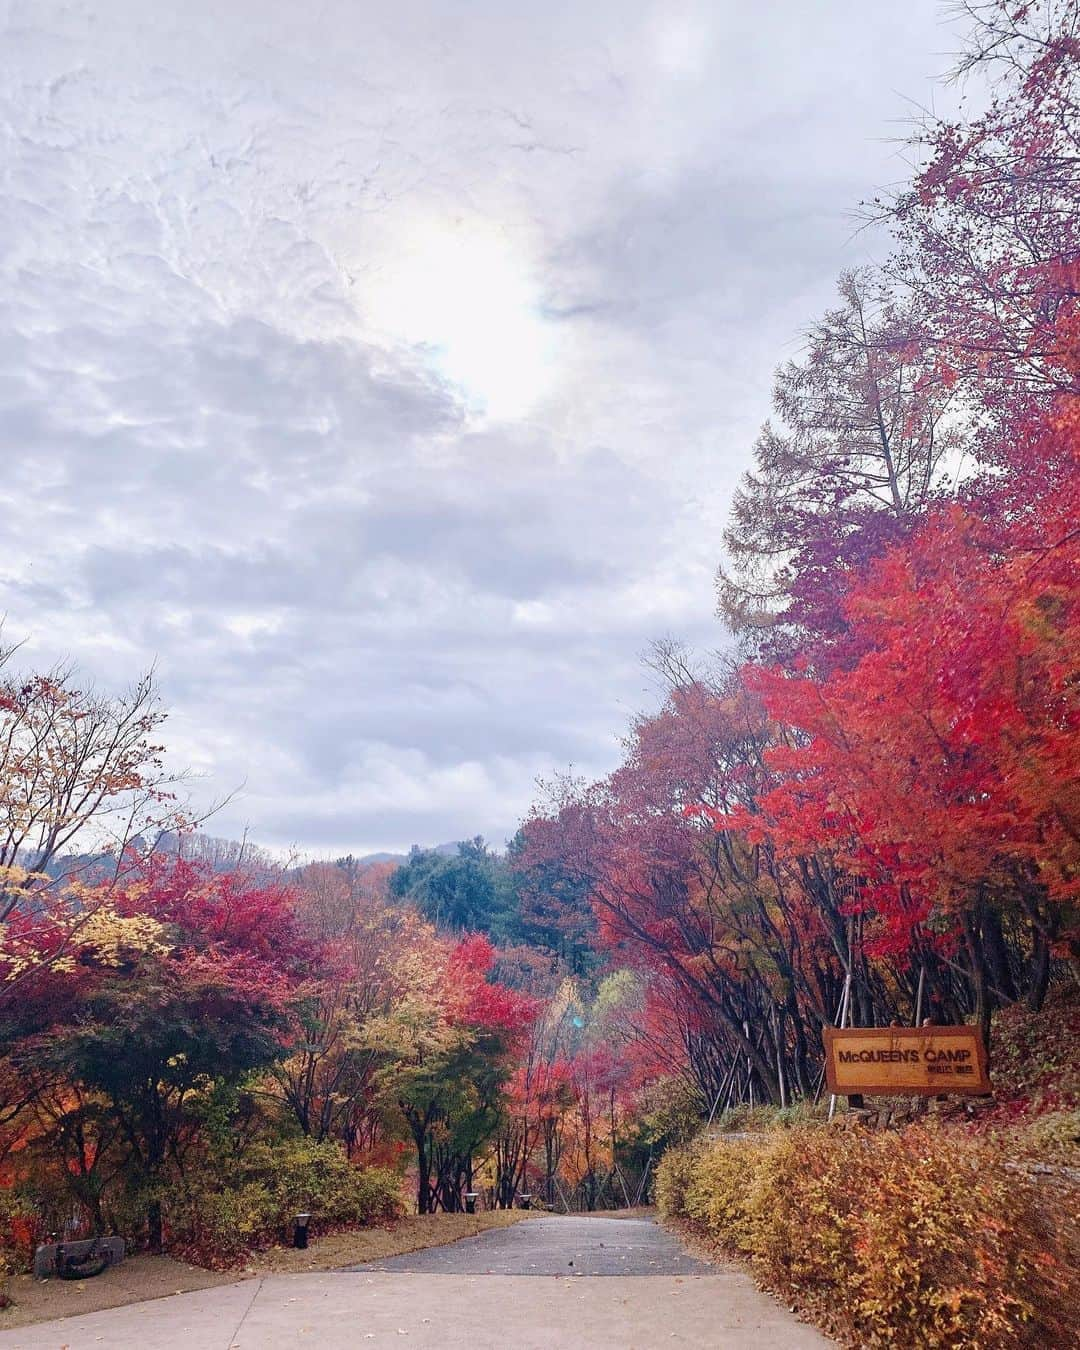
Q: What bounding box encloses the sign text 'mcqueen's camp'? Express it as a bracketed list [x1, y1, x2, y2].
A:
[823, 1025, 991, 1097]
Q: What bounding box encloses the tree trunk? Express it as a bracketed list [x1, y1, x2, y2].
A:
[982, 903, 1018, 1004]
[964, 911, 992, 1051]
[1027, 928, 1052, 1013]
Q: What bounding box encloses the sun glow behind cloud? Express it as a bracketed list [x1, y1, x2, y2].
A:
[1, 0, 956, 855]
[363, 223, 556, 422]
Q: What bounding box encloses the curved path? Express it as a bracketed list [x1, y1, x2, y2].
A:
[0, 1216, 830, 1349]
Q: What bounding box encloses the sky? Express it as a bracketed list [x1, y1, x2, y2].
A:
[0, 0, 965, 856]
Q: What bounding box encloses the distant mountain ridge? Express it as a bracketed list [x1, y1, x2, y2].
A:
[354, 841, 468, 865]
[33, 835, 490, 881]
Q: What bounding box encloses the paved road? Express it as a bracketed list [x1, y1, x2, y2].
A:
[0, 1217, 832, 1349]
[348, 1215, 716, 1276]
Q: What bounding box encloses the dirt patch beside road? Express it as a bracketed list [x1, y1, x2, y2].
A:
[252, 1209, 527, 1274]
[0, 1254, 238, 1331]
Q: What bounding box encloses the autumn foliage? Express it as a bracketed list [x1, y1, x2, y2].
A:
[520, 0, 1080, 1117]
[657, 1124, 1079, 1349]
[0, 7, 1077, 1346]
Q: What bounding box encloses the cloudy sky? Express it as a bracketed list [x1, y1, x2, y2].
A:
[1, 0, 963, 856]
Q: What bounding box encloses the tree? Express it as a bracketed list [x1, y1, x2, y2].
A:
[507, 824, 598, 974]
[520, 674, 851, 1109]
[0, 651, 183, 903]
[733, 398, 1079, 1033]
[0, 644, 191, 996]
[26, 860, 309, 1249]
[718, 272, 958, 655]
[882, 0, 1080, 419]
[271, 861, 418, 1157]
[390, 839, 522, 941]
[367, 931, 534, 1213]
[490, 978, 579, 1209]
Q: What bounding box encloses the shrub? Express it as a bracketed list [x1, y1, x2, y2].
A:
[637, 1076, 704, 1150]
[1009, 1107, 1080, 1165]
[657, 1124, 1078, 1348]
[173, 1138, 404, 1266]
[0, 1186, 38, 1283]
[709, 1100, 822, 1134]
[653, 1137, 698, 1219]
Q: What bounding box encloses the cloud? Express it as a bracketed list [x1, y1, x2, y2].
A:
[0, 0, 961, 853]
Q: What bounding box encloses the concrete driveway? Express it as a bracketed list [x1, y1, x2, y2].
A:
[0, 1217, 831, 1349]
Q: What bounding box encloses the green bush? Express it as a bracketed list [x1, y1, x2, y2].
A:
[657, 1125, 1078, 1348]
[173, 1138, 404, 1265]
[708, 1099, 826, 1134]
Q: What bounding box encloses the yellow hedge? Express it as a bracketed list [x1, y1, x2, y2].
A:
[656, 1125, 1078, 1348]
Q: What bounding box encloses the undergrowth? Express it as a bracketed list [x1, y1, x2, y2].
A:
[658, 1124, 1078, 1348]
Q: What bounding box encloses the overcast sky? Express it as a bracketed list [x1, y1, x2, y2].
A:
[1, 0, 964, 856]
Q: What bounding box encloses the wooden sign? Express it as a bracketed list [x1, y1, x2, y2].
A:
[823, 1025, 991, 1097]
